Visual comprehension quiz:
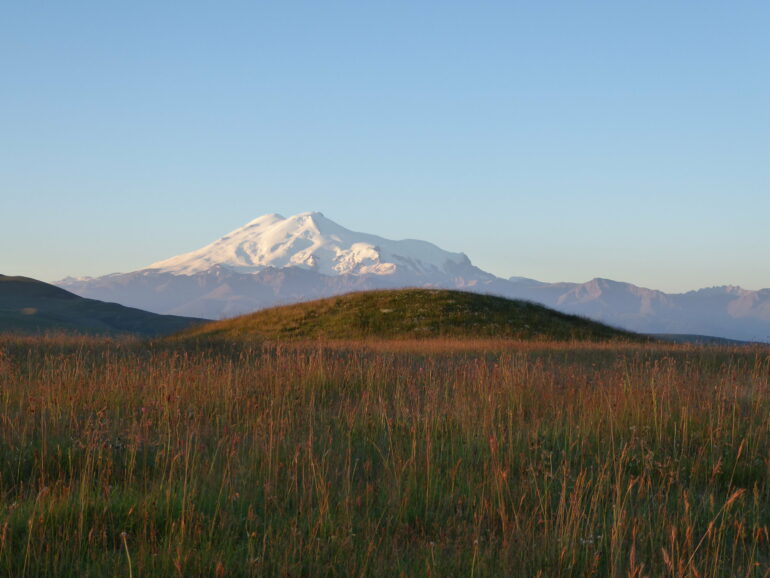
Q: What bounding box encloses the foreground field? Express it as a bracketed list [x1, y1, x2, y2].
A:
[0, 335, 769, 576]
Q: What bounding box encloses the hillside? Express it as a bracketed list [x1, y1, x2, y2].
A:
[0, 275, 205, 336]
[175, 288, 642, 341]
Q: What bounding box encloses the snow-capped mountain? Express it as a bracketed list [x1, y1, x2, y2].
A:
[58, 212, 504, 319]
[147, 212, 477, 278]
[56, 212, 770, 341]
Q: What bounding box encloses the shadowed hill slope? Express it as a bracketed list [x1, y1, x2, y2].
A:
[174, 288, 644, 342]
[0, 275, 205, 336]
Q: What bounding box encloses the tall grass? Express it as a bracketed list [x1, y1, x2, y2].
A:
[0, 334, 769, 576]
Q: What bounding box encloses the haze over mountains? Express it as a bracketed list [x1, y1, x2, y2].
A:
[58, 212, 770, 342]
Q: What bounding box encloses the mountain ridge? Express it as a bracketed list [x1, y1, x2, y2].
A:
[55, 212, 770, 342]
[0, 274, 205, 336]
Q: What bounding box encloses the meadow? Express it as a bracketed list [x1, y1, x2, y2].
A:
[0, 333, 769, 576]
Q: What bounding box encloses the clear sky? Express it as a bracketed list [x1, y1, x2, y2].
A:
[2, 1, 768, 293]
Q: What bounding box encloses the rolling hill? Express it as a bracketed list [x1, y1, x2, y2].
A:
[0, 275, 205, 336]
[174, 288, 643, 342]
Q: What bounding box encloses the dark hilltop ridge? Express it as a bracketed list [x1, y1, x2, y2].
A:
[0, 274, 205, 336]
[173, 288, 644, 342]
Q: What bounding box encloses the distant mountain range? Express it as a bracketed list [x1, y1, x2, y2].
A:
[57, 212, 770, 342]
[503, 277, 770, 343]
[0, 275, 203, 336]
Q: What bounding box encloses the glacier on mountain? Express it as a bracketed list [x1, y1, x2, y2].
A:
[147, 212, 473, 278]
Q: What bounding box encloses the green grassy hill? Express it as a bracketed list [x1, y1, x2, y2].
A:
[0, 274, 205, 336]
[175, 288, 643, 341]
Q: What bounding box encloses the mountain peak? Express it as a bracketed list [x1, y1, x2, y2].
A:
[244, 213, 285, 227]
[146, 212, 475, 278]
[587, 277, 621, 286]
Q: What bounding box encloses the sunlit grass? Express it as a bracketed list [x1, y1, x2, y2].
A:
[174, 289, 643, 342]
[0, 334, 769, 575]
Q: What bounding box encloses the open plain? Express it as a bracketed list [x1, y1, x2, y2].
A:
[1, 333, 769, 576]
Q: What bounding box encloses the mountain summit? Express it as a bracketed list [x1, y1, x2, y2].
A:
[148, 212, 474, 278]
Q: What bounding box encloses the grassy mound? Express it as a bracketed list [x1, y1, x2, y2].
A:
[175, 288, 641, 341]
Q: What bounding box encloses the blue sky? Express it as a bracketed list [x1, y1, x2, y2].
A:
[2, 1, 768, 292]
